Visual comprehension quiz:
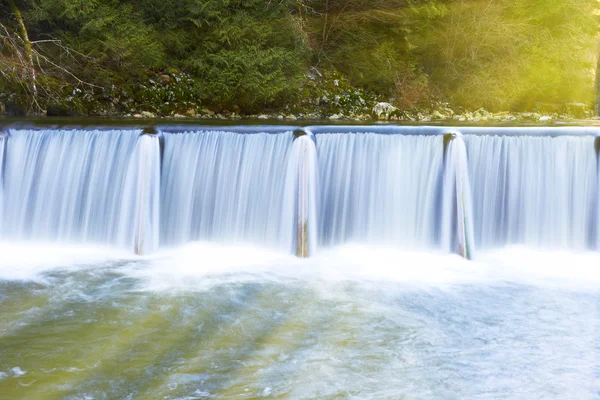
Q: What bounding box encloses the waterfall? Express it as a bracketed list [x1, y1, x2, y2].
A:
[316, 132, 444, 249]
[118, 134, 161, 255]
[2, 125, 599, 257]
[465, 135, 597, 250]
[160, 130, 293, 249]
[281, 133, 319, 257]
[442, 134, 475, 258]
[0, 131, 6, 233]
[0, 129, 144, 249]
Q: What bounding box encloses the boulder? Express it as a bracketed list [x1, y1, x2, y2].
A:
[141, 111, 156, 118]
[372, 102, 398, 120]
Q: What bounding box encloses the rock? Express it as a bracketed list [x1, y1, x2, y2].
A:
[287, 114, 297, 121]
[440, 107, 454, 118]
[258, 114, 269, 120]
[372, 102, 398, 120]
[185, 108, 196, 116]
[141, 111, 156, 118]
[431, 110, 446, 120]
[133, 114, 143, 119]
[174, 113, 186, 118]
[539, 115, 552, 122]
[329, 114, 343, 120]
[277, 115, 284, 120]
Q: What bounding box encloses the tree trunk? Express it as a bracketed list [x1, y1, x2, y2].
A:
[8, 0, 37, 100]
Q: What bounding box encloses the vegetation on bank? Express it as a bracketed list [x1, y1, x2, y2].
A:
[1, 0, 598, 119]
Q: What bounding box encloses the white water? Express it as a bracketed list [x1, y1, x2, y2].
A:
[466, 135, 597, 250]
[2, 126, 600, 399]
[0, 242, 598, 399]
[120, 134, 161, 255]
[2, 127, 600, 257]
[281, 136, 319, 256]
[160, 131, 293, 249]
[0, 129, 143, 249]
[0, 132, 6, 233]
[317, 133, 444, 249]
[442, 134, 475, 258]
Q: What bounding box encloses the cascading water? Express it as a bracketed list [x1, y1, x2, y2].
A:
[3, 125, 600, 257]
[4, 125, 600, 400]
[281, 133, 319, 257]
[0, 131, 6, 233]
[316, 132, 444, 249]
[442, 134, 475, 259]
[0, 129, 146, 249]
[465, 134, 597, 250]
[118, 134, 161, 255]
[160, 130, 294, 249]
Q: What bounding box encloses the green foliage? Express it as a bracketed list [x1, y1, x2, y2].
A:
[305, 1, 444, 107]
[420, 0, 599, 111]
[1, 0, 598, 115]
[298, 69, 379, 116]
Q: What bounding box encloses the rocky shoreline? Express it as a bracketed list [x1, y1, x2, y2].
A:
[120, 102, 595, 123]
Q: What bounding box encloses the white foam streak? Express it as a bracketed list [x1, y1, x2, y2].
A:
[121, 243, 600, 292]
[0, 242, 135, 281]
[118, 134, 161, 254]
[281, 136, 319, 256]
[442, 136, 475, 257]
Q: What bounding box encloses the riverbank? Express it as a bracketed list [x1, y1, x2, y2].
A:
[2, 106, 598, 126]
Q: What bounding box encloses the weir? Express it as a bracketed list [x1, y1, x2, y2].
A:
[1, 124, 600, 257]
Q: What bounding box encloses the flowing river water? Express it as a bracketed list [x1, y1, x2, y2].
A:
[0, 125, 599, 399]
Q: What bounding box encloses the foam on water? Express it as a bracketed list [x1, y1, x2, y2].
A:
[0, 242, 598, 399]
[0, 242, 135, 281]
[129, 244, 600, 292]
[3, 240, 599, 292]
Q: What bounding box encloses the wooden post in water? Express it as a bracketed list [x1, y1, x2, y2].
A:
[443, 132, 472, 260]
